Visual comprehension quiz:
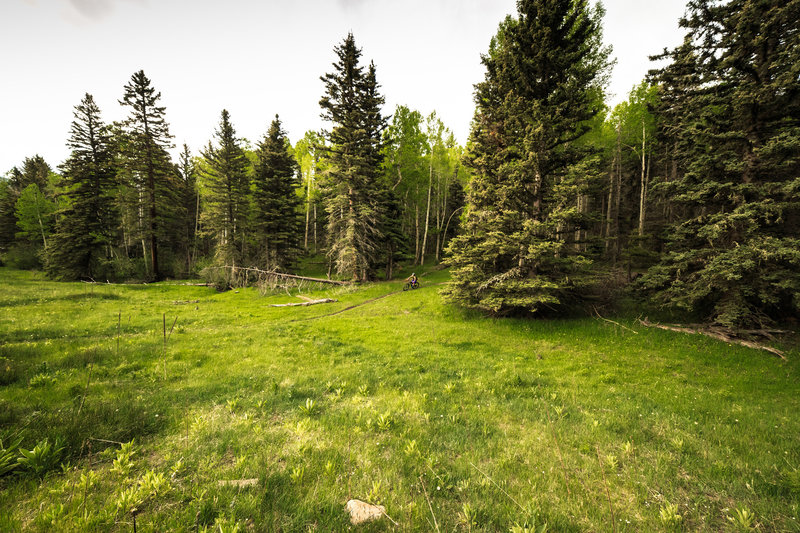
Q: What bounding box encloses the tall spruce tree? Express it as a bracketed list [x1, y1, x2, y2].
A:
[319, 34, 388, 281]
[177, 144, 198, 274]
[641, 0, 800, 327]
[119, 70, 176, 280]
[47, 94, 119, 280]
[444, 0, 611, 314]
[200, 109, 251, 267]
[252, 115, 302, 271]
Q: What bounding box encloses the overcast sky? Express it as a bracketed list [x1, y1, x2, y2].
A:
[1, 0, 688, 174]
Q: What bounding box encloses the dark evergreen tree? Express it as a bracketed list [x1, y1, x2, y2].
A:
[177, 144, 198, 274]
[46, 94, 119, 280]
[376, 186, 408, 280]
[252, 115, 302, 271]
[200, 109, 251, 267]
[119, 70, 176, 280]
[443, 179, 466, 244]
[443, 0, 611, 314]
[319, 33, 388, 281]
[641, 0, 800, 327]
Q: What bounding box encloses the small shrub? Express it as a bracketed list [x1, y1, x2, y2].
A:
[298, 398, 317, 416]
[110, 443, 136, 478]
[727, 506, 756, 531]
[459, 502, 479, 529]
[365, 480, 383, 504]
[376, 412, 394, 431]
[509, 521, 548, 533]
[404, 439, 419, 457]
[114, 486, 142, 516]
[138, 469, 170, 499]
[658, 501, 682, 528]
[0, 435, 23, 476]
[17, 438, 65, 478]
[290, 465, 305, 484]
[28, 372, 57, 388]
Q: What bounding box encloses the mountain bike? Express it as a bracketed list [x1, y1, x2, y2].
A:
[403, 280, 420, 291]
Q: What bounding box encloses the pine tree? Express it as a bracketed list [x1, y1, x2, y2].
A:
[177, 144, 199, 274]
[252, 115, 302, 271]
[319, 33, 388, 281]
[47, 94, 119, 280]
[200, 109, 251, 267]
[641, 0, 800, 326]
[119, 70, 176, 280]
[443, 0, 611, 314]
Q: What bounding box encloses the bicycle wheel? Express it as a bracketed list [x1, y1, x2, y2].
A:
[403, 282, 411, 291]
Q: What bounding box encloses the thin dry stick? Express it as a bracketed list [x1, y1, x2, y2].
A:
[418, 475, 441, 533]
[167, 315, 178, 342]
[596, 446, 618, 533]
[469, 461, 526, 513]
[346, 434, 352, 500]
[593, 307, 638, 334]
[546, 407, 571, 496]
[162, 314, 167, 380]
[76, 358, 94, 416]
[88, 437, 124, 446]
[380, 508, 400, 527]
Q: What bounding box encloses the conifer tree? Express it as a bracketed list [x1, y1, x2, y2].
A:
[252, 115, 302, 270]
[200, 109, 251, 267]
[444, 0, 611, 314]
[641, 0, 800, 326]
[319, 33, 388, 281]
[119, 70, 176, 280]
[47, 94, 119, 280]
[177, 144, 198, 273]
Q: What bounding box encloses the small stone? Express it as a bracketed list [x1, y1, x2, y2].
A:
[345, 499, 385, 525]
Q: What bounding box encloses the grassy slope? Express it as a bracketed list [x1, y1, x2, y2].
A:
[0, 267, 798, 532]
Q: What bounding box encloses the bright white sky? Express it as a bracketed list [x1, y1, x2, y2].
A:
[0, 0, 688, 174]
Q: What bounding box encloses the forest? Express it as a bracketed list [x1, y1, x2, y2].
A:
[1, 0, 799, 531]
[2, 0, 798, 329]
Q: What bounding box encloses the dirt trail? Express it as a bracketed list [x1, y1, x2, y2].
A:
[290, 282, 445, 322]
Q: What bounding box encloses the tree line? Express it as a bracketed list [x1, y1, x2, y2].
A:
[2, 0, 798, 327]
[445, 0, 799, 328]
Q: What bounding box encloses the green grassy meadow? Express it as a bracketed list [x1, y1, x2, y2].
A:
[1, 267, 799, 532]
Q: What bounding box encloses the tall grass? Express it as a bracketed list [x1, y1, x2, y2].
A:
[0, 267, 798, 531]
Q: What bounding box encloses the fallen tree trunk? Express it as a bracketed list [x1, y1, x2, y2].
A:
[213, 266, 351, 286]
[270, 298, 338, 308]
[638, 318, 787, 360]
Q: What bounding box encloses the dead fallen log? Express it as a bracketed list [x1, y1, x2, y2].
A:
[270, 298, 338, 307]
[638, 318, 787, 360]
[213, 266, 351, 286]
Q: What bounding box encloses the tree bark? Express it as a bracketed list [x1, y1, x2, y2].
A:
[638, 120, 647, 237]
[420, 156, 433, 267]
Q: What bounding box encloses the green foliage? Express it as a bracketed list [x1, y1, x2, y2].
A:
[14, 183, 55, 250]
[199, 109, 251, 267]
[17, 437, 64, 478]
[118, 70, 177, 281]
[444, 0, 611, 315]
[319, 33, 388, 281]
[641, 0, 800, 326]
[252, 115, 302, 271]
[0, 269, 797, 530]
[0, 435, 23, 476]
